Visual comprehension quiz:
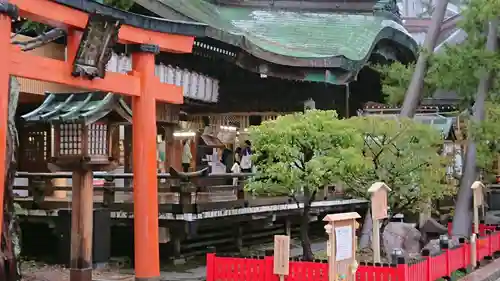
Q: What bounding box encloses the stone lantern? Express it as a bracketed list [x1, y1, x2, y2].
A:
[21, 91, 132, 281]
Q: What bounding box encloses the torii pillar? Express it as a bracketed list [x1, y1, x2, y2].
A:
[0, 1, 193, 279]
[131, 46, 161, 280]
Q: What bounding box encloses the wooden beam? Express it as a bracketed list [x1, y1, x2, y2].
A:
[0, 15, 10, 240]
[9, 47, 183, 102]
[10, 0, 195, 53]
[10, 47, 141, 96]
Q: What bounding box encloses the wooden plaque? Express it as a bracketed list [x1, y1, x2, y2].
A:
[471, 181, 484, 207]
[273, 235, 290, 275]
[368, 182, 391, 220]
[323, 212, 361, 281]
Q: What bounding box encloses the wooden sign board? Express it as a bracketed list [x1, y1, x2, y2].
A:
[368, 182, 391, 220]
[273, 235, 290, 275]
[323, 212, 361, 281]
[471, 181, 484, 207]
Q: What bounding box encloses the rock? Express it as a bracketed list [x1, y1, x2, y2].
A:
[423, 237, 461, 256]
[420, 218, 448, 235]
[382, 222, 421, 261]
[485, 211, 500, 225]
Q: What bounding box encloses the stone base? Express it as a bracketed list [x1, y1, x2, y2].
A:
[135, 277, 161, 281]
[70, 268, 92, 281]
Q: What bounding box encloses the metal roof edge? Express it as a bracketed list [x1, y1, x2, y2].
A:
[52, 0, 207, 37]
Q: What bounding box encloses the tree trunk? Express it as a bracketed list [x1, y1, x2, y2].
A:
[452, 19, 498, 238]
[300, 202, 314, 261]
[299, 187, 314, 261]
[400, 0, 449, 117]
[359, 209, 372, 249]
[0, 77, 21, 281]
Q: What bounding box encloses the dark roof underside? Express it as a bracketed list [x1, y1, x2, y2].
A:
[52, 0, 207, 36]
[21, 92, 132, 125]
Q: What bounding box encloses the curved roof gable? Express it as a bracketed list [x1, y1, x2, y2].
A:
[21, 92, 132, 125]
[152, 0, 418, 69]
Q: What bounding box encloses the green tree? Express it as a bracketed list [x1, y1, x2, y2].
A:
[374, 0, 500, 237]
[103, 0, 135, 10]
[341, 116, 455, 248]
[343, 116, 454, 212]
[469, 102, 500, 177]
[246, 110, 368, 260]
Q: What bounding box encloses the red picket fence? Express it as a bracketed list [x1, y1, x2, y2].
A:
[206, 225, 500, 281]
[447, 222, 497, 236]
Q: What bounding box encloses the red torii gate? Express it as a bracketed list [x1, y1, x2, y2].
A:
[0, 0, 200, 280]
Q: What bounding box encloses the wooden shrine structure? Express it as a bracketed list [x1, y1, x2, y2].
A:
[2, 0, 427, 277]
[0, 0, 206, 280]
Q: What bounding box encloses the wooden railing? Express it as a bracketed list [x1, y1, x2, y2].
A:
[13, 172, 343, 214]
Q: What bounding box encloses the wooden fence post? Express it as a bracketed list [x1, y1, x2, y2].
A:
[102, 177, 115, 207]
[470, 234, 477, 269]
[368, 182, 391, 263]
[471, 181, 485, 235]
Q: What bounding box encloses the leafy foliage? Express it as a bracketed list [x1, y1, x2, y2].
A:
[470, 102, 500, 173]
[104, 0, 135, 10]
[374, 0, 500, 108]
[246, 110, 454, 216]
[373, 61, 437, 106]
[341, 116, 455, 215]
[246, 110, 368, 201]
[372, 0, 500, 180]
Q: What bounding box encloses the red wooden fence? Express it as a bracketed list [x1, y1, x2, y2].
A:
[447, 222, 497, 236]
[206, 224, 500, 281]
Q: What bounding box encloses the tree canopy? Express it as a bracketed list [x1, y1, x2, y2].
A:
[341, 116, 455, 215]
[246, 110, 368, 200]
[246, 110, 370, 260]
[246, 110, 455, 216]
[375, 0, 500, 108]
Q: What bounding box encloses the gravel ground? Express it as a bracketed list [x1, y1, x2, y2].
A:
[20, 239, 328, 281]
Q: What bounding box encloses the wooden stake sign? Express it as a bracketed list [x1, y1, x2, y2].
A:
[368, 182, 391, 263]
[323, 212, 361, 281]
[273, 235, 290, 281]
[471, 181, 485, 234]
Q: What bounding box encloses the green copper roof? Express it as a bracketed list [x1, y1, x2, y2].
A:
[21, 92, 132, 125]
[154, 0, 418, 70]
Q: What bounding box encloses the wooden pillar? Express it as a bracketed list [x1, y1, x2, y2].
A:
[131, 49, 160, 280]
[124, 126, 132, 187]
[235, 225, 243, 252]
[69, 169, 94, 281]
[284, 220, 292, 236]
[0, 11, 12, 239]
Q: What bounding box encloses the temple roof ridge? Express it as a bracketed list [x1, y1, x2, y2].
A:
[21, 92, 132, 125]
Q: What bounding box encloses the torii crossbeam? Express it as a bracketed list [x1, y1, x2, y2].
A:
[0, 0, 205, 280]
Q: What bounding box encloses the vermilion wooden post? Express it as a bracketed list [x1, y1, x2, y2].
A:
[0, 9, 13, 240]
[131, 47, 160, 280]
[69, 169, 94, 281]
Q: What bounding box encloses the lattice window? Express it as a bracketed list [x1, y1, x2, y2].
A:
[26, 130, 49, 161]
[156, 103, 180, 124]
[88, 123, 108, 156]
[59, 124, 83, 155]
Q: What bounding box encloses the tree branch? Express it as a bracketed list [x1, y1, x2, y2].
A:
[11, 28, 66, 52]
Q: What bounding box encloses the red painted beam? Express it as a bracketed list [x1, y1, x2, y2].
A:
[0, 15, 10, 241]
[9, 46, 183, 103]
[9, 0, 195, 53]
